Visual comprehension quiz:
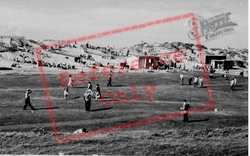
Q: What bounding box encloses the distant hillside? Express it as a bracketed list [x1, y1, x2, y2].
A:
[0, 38, 248, 70]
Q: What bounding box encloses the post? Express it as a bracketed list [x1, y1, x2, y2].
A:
[141, 41, 143, 56]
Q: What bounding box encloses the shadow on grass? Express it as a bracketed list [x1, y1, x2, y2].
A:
[108, 85, 126, 87]
[73, 86, 87, 88]
[188, 118, 209, 123]
[35, 107, 60, 110]
[235, 85, 246, 90]
[71, 96, 81, 99]
[147, 71, 155, 73]
[183, 85, 207, 88]
[100, 99, 117, 101]
[90, 107, 113, 112]
[100, 97, 111, 99]
[209, 75, 223, 79]
[198, 86, 207, 88]
[0, 67, 13, 70]
[234, 88, 245, 91]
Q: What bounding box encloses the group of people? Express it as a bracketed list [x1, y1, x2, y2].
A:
[64, 74, 112, 111]
[80, 73, 112, 111]
[180, 74, 203, 87]
[64, 78, 104, 111]
[181, 73, 237, 91]
[22, 68, 237, 124]
[62, 82, 102, 111]
[82, 82, 102, 111]
[178, 73, 237, 122]
[86, 82, 102, 101]
[23, 85, 192, 123]
[192, 76, 204, 88]
[23, 73, 112, 111]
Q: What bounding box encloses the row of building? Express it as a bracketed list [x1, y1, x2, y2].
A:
[125, 54, 236, 70]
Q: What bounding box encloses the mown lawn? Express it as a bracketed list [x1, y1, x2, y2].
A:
[0, 70, 248, 155]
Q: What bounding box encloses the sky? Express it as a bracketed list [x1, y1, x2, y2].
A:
[0, 0, 248, 49]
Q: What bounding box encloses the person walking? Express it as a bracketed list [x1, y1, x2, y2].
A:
[199, 77, 203, 87]
[165, 64, 170, 72]
[225, 69, 229, 80]
[180, 73, 184, 85]
[23, 89, 36, 110]
[209, 67, 214, 78]
[68, 74, 73, 86]
[107, 74, 112, 87]
[193, 76, 198, 88]
[83, 89, 92, 111]
[87, 81, 92, 90]
[64, 87, 69, 100]
[230, 78, 235, 92]
[188, 76, 193, 85]
[180, 100, 190, 122]
[233, 77, 237, 90]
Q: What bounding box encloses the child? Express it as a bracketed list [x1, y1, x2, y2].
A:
[95, 84, 101, 101]
[95, 92, 101, 101]
[64, 87, 69, 100]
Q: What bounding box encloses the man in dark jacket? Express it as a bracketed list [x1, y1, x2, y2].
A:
[180, 100, 190, 122]
[23, 89, 36, 110]
[83, 90, 92, 111]
[107, 74, 112, 87]
[188, 76, 193, 85]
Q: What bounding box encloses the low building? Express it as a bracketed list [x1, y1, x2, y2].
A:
[211, 59, 234, 69]
[126, 55, 139, 69]
[126, 55, 160, 69]
[138, 55, 160, 69]
[205, 55, 226, 64]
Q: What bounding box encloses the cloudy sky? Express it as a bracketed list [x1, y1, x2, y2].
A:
[0, 0, 248, 49]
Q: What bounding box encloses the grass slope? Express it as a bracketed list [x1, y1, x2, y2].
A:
[0, 70, 248, 155]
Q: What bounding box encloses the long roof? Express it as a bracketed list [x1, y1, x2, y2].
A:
[138, 55, 159, 59]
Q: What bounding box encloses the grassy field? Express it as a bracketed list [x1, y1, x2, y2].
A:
[0, 69, 248, 155]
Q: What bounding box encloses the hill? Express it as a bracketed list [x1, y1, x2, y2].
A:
[0, 38, 248, 75]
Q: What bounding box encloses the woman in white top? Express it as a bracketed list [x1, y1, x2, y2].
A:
[68, 74, 73, 86]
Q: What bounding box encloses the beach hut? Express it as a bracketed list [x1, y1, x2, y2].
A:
[37, 60, 43, 67]
[138, 55, 159, 69]
[0, 59, 12, 68]
[126, 55, 139, 69]
[126, 55, 160, 69]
